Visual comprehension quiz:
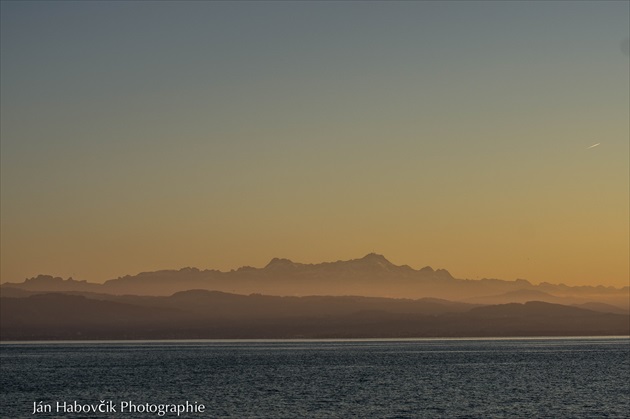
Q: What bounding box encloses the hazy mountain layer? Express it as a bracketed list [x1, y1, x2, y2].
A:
[2, 254, 628, 308]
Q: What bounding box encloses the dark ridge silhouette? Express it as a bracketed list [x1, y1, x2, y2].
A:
[1, 292, 628, 340]
[2, 255, 627, 309]
[470, 301, 603, 317]
[572, 302, 629, 315]
[463, 289, 585, 306]
[0, 294, 191, 340]
[144, 290, 477, 319]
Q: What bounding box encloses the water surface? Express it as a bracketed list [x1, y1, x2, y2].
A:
[1, 338, 629, 418]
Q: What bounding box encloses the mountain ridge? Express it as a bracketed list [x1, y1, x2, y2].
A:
[2, 292, 627, 340]
[1, 254, 627, 309]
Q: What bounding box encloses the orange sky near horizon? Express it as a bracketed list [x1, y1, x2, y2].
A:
[1, 2, 628, 287]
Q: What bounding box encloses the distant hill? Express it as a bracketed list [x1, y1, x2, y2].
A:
[0, 293, 191, 340]
[1, 254, 628, 309]
[571, 302, 629, 315]
[464, 289, 580, 306]
[470, 301, 602, 317]
[1, 292, 628, 340]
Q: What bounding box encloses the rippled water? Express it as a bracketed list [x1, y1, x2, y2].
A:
[1, 338, 629, 418]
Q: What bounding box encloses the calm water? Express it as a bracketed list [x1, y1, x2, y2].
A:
[1, 338, 629, 418]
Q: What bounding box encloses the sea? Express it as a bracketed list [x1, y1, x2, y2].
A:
[1, 338, 629, 418]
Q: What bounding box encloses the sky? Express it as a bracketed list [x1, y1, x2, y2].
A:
[1, 1, 628, 287]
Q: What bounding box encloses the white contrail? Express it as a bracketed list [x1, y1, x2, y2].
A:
[586, 143, 600, 149]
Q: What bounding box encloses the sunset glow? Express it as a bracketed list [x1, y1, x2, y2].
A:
[1, 1, 628, 287]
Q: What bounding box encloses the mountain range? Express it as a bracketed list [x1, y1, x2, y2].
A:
[2, 254, 628, 308]
[2, 254, 628, 340]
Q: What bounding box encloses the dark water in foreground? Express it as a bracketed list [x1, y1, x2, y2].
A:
[1, 338, 629, 418]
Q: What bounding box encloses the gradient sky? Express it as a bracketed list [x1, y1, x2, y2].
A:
[1, 1, 628, 287]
